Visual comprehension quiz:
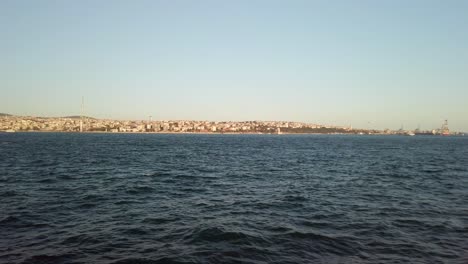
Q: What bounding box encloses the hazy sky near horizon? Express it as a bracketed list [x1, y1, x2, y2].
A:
[1, 0, 467, 130]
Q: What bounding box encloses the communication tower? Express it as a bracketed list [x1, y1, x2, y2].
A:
[80, 97, 84, 132]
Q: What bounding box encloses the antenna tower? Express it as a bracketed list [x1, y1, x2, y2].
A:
[80, 97, 84, 132]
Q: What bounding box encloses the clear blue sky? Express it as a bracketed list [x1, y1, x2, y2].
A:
[1, 0, 467, 131]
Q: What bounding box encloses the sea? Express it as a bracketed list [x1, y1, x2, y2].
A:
[0, 133, 467, 264]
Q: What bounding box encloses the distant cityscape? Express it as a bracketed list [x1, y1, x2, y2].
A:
[0, 113, 463, 136]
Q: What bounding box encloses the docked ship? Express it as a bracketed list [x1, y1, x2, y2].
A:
[440, 120, 450, 136]
[414, 127, 435, 136]
[414, 131, 435, 136]
[413, 121, 450, 136]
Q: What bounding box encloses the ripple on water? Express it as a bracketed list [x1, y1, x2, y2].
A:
[0, 133, 467, 264]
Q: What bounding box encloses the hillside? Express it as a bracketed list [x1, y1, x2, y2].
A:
[64, 115, 96, 119]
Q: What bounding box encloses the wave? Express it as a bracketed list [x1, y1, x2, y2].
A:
[126, 186, 155, 195]
[276, 231, 364, 257]
[0, 216, 51, 229]
[142, 217, 177, 225]
[111, 257, 190, 264]
[62, 234, 103, 247]
[0, 190, 18, 197]
[184, 226, 267, 246]
[21, 254, 78, 264]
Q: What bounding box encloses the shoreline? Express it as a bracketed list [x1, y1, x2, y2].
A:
[0, 130, 463, 136]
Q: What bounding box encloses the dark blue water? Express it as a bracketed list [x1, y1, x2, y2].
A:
[1, 133, 467, 264]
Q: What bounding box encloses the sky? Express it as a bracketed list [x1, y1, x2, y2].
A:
[1, 0, 467, 131]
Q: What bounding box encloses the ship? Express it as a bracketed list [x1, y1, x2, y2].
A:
[414, 131, 435, 136]
[414, 127, 435, 136]
[440, 120, 450, 136]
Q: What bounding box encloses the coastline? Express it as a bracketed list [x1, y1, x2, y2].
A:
[1, 130, 463, 136]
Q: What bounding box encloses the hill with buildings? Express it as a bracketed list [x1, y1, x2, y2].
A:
[0, 114, 463, 135]
[64, 116, 96, 119]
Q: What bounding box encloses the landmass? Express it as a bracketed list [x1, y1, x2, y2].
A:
[0, 114, 463, 136]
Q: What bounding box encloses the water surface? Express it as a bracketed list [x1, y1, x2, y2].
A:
[1, 133, 467, 263]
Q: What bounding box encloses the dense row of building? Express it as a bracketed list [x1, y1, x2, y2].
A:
[0, 115, 462, 135]
[0, 115, 344, 134]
